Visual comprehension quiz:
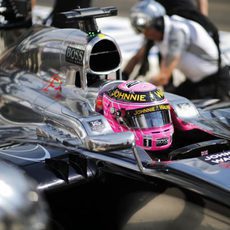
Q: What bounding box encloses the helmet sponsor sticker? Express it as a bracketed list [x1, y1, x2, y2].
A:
[126, 80, 141, 88]
[143, 138, 152, 147]
[156, 138, 168, 146]
[108, 88, 164, 102]
[88, 119, 105, 132]
[200, 151, 230, 165]
[128, 104, 170, 116]
[65, 46, 84, 65]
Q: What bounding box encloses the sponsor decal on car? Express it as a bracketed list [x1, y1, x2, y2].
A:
[88, 119, 105, 132]
[200, 151, 230, 165]
[42, 74, 63, 98]
[65, 46, 84, 66]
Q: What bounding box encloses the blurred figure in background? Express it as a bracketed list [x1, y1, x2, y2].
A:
[124, 0, 230, 101]
[44, 0, 92, 26]
[194, 0, 209, 16]
[0, 0, 33, 54]
[123, 0, 220, 94]
[0, 0, 32, 28]
[0, 161, 49, 229]
[32, 0, 36, 8]
[157, 0, 209, 16]
[53, 0, 91, 12]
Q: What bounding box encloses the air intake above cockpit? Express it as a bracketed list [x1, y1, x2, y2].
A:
[89, 39, 121, 72]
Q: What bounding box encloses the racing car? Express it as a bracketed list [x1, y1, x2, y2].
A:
[0, 2, 229, 230]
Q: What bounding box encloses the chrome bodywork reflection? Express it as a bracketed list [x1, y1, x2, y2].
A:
[0, 20, 134, 152]
[0, 161, 48, 230]
[84, 131, 135, 152]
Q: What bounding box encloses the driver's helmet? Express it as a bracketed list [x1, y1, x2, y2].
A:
[130, 0, 166, 33]
[96, 80, 174, 151]
[0, 161, 48, 230]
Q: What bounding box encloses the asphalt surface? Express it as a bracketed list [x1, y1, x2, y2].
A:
[37, 0, 230, 31]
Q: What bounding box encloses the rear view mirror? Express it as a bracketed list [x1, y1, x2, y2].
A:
[84, 131, 135, 152]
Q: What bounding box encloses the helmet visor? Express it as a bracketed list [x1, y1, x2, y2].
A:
[124, 104, 171, 129]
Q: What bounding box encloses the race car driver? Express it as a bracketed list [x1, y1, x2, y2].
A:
[96, 80, 174, 152]
[124, 0, 230, 101]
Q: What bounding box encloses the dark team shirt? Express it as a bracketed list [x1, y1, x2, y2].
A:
[156, 0, 197, 15]
[53, 0, 91, 13]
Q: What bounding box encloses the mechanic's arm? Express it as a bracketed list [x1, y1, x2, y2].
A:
[153, 55, 180, 86]
[153, 29, 187, 86]
[122, 44, 146, 79]
[197, 0, 209, 16]
[32, 0, 36, 8]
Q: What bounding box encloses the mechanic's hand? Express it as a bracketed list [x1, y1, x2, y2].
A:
[153, 74, 169, 86]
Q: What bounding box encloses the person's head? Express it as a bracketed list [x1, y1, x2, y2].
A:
[0, 161, 49, 229]
[96, 80, 174, 152]
[130, 0, 166, 41]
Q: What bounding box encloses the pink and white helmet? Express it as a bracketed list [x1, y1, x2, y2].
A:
[96, 80, 174, 151]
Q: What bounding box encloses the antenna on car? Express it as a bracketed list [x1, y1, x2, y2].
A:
[54, 6, 118, 33]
